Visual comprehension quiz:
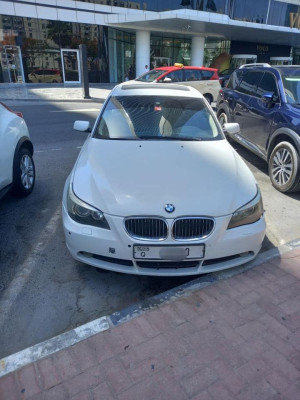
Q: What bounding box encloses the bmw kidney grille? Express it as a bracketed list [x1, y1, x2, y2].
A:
[124, 217, 214, 241]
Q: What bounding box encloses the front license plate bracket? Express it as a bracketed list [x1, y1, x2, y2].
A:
[133, 244, 205, 260]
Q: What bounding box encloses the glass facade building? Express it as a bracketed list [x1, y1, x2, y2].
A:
[1, 0, 300, 84]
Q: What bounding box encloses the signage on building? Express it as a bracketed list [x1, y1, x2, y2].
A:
[257, 45, 269, 53]
[290, 13, 300, 29]
[230, 41, 291, 63]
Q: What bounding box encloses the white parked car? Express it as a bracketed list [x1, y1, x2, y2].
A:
[0, 102, 35, 199]
[62, 84, 266, 276]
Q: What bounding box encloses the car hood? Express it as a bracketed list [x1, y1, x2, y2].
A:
[72, 139, 257, 217]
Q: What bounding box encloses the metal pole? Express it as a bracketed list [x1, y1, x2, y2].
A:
[79, 44, 91, 99]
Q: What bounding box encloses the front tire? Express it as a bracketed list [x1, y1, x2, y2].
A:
[268, 141, 300, 193]
[12, 148, 35, 197]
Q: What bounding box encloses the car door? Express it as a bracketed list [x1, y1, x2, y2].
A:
[222, 69, 244, 124]
[232, 71, 262, 136]
[182, 68, 202, 89]
[245, 72, 281, 156]
[183, 69, 220, 101]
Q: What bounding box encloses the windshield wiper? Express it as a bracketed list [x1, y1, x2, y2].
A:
[179, 137, 203, 141]
[138, 136, 203, 141]
[102, 137, 139, 140]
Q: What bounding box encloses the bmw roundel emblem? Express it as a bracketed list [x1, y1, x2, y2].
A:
[165, 204, 175, 213]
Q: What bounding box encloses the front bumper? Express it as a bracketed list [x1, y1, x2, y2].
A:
[62, 199, 266, 277]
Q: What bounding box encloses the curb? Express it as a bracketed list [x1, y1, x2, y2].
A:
[1, 238, 300, 378]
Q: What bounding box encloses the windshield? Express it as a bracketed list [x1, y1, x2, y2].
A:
[135, 69, 167, 82]
[281, 75, 300, 105]
[94, 95, 223, 141]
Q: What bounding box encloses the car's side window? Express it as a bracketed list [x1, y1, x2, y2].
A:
[201, 70, 214, 80]
[237, 71, 262, 97]
[227, 70, 243, 90]
[256, 72, 279, 100]
[184, 69, 201, 81]
[166, 70, 184, 82]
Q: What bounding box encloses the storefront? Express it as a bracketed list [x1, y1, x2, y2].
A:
[1, 0, 300, 84]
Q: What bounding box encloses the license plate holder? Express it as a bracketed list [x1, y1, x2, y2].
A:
[133, 244, 205, 260]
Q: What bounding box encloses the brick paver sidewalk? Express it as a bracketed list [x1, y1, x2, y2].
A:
[1, 249, 300, 400]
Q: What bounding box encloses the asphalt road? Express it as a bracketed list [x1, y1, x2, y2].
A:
[0, 101, 299, 359]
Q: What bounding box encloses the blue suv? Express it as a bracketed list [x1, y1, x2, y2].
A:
[216, 65, 300, 193]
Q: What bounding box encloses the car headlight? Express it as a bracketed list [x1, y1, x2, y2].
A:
[67, 184, 110, 229]
[227, 188, 264, 229]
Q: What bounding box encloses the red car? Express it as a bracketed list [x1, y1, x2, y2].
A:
[135, 64, 220, 104]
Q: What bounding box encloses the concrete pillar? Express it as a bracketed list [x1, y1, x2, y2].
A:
[136, 30, 150, 77]
[191, 36, 205, 66]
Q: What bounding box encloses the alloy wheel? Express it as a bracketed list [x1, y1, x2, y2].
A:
[271, 147, 293, 186]
[20, 154, 34, 190]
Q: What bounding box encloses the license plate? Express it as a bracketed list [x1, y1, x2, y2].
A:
[133, 245, 205, 260]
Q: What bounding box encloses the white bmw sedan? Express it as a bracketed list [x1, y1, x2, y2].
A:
[62, 84, 266, 276]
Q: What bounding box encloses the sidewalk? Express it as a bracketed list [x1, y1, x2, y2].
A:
[0, 83, 114, 102]
[0, 244, 299, 400]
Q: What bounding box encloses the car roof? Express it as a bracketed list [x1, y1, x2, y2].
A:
[155, 65, 217, 72]
[111, 83, 204, 99]
[237, 65, 300, 75]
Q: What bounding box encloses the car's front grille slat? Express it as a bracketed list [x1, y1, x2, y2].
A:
[125, 216, 214, 241]
[124, 217, 168, 240]
[172, 217, 214, 240]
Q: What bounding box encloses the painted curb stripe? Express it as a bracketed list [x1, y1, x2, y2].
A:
[0, 316, 109, 378]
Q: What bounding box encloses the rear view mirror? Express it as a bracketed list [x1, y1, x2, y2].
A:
[73, 120, 91, 132]
[223, 123, 240, 135]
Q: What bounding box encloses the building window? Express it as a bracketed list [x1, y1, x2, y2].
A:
[268, 1, 300, 27]
[232, 0, 269, 24]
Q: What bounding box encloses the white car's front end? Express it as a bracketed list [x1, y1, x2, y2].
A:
[62, 127, 265, 276]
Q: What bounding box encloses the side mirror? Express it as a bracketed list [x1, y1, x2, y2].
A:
[262, 92, 275, 107]
[223, 122, 240, 135]
[163, 77, 172, 83]
[73, 120, 91, 132]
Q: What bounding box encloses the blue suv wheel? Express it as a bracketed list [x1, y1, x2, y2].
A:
[269, 142, 300, 193]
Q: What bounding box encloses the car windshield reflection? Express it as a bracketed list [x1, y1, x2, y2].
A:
[94, 95, 223, 141]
